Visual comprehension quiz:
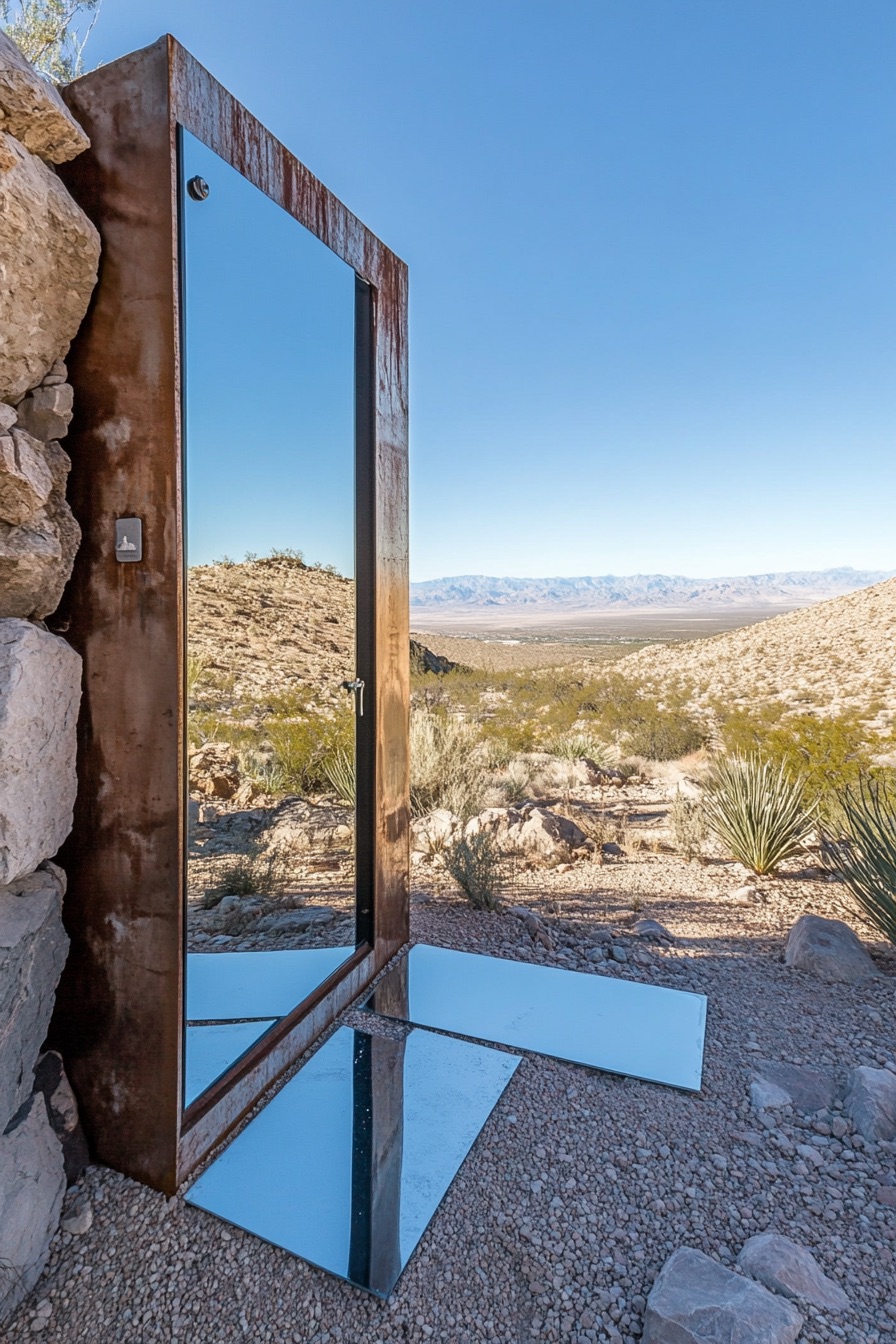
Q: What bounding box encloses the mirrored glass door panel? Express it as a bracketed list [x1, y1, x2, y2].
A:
[180, 129, 360, 1104]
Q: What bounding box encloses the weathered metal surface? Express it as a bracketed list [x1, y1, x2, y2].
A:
[53, 36, 409, 1192]
[54, 41, 183, 1192]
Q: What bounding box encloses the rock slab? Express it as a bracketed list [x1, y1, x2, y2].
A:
[0, 1093, 66, 1324]
[0, 620, 81, 885]
[784, 913, 877, 982]
[737, 1232, 849, 1312]
[752, 1060, 842, 1115]
[0, 865, 69, 1128]
[642, 1246, 803, 1343]
[844, 1066, 896, 1142]
[0, 31, 90, 163]
[32, 1050, 89, 1186]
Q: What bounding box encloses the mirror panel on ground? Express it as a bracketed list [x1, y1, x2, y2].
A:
[186, 1025, 521, 1296]
[180, 129, 359, 1105]
[366, 943, 707, 1091]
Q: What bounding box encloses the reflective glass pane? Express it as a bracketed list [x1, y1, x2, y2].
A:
[186, 1025, 520, 1297]
[181, 128, 359, 1105]
[365, 943, 707, 1091]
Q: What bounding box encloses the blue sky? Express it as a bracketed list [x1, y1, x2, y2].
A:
[85, 2, 896, 580]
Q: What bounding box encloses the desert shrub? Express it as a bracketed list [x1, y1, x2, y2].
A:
[187, 651, 210, 700]
[717, 705, 878, 821]
[201, 843, 284, 905]
[267, 705, 354, 796]
[322, 745, 356, 805]
[670, 789, 705, 861]
[443, 831, 503, 912]
[822, 778, 896, 944]
[498, 758, 532, 806]
[547, 731, 603, 761]
[410, 710, 490, 820]
[703, 753, 814, 875]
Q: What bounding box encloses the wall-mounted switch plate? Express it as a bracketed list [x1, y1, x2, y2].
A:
[115, 517, 142, 562]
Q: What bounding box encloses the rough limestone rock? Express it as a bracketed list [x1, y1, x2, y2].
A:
[0, 131, 100, 404]
[32, 1049, 89, 1185]
[784, 913, 877, 983]
[750, 1077, 793, 1111]
[0, 426, 54, 524]
[0, 621, 81, 884]
[0, 31, 90, 162]
[465, 804, 590, 859]
[643, 1247, 803, 1343]
[844, 1066, 896, 1141]
[0, 436, 80, 618]
[189, 741, 241, 800]
[411, 808, 460, 853]
[14, 381, 74, 441]
[0, 1093, 66, 1324]
[0, 864, 69, 1127]
[737, 1233, 849, 1312]
[751, 1060, 842, 1115]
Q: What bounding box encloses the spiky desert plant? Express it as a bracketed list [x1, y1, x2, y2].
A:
[322, 745, 356, 806]
[443, 830, 503, 912]
[703, 753, 814, 875]
[822, 778, 896, 944]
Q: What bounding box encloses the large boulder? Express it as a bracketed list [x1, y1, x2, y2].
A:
[737, 1233, 849, 1312]
[844, 1066, 896, 1142]
[0, 426, 54, 524]
[0, 864, 69, 1127]
[465, 804, 590, 859]
[189, 741, 241, 800]
[784, 913, 877, 983]
[0, 620, 81, 885]
[0, 31, 89, 163]
[0, 1092, 66, 1324]
[642, 1247, 803, 1343]
[410, 808, 460, 854]
[0, 130, 100, 404]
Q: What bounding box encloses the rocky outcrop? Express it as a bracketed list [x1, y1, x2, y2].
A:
[0, 132, 100, 404]
[0, 865, 69, 1128]
[465, 804, 591, 859]
[0, 621, 81, 885]
[737, 1233, 849, 1312]
[0, 31, 89, 162]
[0, 1093, 66, 1323]
[643, 1247, 803, 1343]
[784, 913, 877, 983]
[750, 1059, 842, 1115]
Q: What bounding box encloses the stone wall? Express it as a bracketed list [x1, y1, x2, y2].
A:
[0, 30, 99, 1325]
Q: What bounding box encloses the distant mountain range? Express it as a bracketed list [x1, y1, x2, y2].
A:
[410, 568, 896, 612]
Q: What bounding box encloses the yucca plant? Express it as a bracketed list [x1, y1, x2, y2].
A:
[822, 778, 896, 944]
[322, 745, 356, 806]
[703, 753, 814, 875]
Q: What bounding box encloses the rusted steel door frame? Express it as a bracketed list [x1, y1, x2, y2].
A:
[54, 36, 409, 1193]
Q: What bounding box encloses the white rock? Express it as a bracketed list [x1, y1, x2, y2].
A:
[844, 1066, 896, 1141]
[465, 804, 589, 858]
[737, 1232, 849, 1312]
[411, 808, 460, 854]
[0, 1093, 66, 1325]
[14, 382, 74, 442]
[642, 1246, 803, 1343]
[0, 427, 54, 524]
[750, 1078, 792, 1111]
[0, 31, 90, 163]
[0, 404, 16, 431]
[784, 913, 877, 982]
[0, 620, 81, 884]
[0, 130, 100, 403]
[0, 865, 69, 1127]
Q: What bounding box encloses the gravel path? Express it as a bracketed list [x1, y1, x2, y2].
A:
[7, 852, 896, 1344]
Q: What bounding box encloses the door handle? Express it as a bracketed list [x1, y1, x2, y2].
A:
[341, 678, 365, 716]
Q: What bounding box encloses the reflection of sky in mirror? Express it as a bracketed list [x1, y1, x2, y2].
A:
[181, 130, 355, 575]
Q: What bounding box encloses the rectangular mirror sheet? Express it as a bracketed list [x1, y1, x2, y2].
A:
[185, 1021, 278, 1108]
[180, 125, 363, 1108]
[186, 1025, 520, 1297]
[364, 944, 707, 1092]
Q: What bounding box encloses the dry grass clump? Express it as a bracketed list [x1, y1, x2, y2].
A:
[410, 710, 492, 821]
[669, 790, 706, 861]
[443, 830, 504, 912]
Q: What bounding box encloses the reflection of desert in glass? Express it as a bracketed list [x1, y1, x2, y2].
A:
[186, 549, 356, 956]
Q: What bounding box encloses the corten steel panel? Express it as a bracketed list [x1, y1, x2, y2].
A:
[53, 36, 409, 1193]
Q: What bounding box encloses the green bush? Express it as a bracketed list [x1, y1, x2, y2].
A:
[267, 705, 354, 796]
[410, 710, 491, 820]
[703, 753, 814, 875]
[823, 778, 896, 944]
[443, 830, 503, 911]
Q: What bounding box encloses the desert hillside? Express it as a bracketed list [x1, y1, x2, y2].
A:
[188, 555, 354, 708]
[617, 575, 896, 717]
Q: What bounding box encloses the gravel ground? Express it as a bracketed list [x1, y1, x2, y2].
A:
[6, 847, 896, 1344]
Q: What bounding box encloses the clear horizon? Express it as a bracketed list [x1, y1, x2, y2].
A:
[85, 3, 896, 582]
